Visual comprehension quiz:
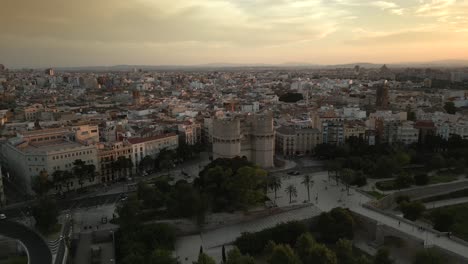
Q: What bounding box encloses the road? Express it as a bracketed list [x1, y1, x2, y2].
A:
[0, 220, 52, 264]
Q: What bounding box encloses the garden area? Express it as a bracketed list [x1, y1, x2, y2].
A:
[375, 170, 459, 191]
[424, 203, 468, 242]
[318, 134, 468, 193]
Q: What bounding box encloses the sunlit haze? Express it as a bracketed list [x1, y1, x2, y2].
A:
[1, 0, 468, 68]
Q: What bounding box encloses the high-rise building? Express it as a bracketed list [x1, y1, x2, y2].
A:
[45, 68, 54, 76]
[132, 90, 142, 105]
[375, 82, 390, 110]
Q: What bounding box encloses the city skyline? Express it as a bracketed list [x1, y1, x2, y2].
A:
[1, 0, 468, 68]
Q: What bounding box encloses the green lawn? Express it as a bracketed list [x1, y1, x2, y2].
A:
[375, 180, 397, 191]
[38, 223, 62, 240]
[375, 173, 459, 191]
[364, 191, 387, 200]
[0, 256, 28, 264]
[429, 173, 458, 184]
[425, 203, 468, 242]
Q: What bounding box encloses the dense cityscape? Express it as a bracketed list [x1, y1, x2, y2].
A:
[2, 0, 468, 263]
[0, 62, 468, 264]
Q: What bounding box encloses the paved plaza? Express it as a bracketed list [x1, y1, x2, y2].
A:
[175, 170, 468, 263]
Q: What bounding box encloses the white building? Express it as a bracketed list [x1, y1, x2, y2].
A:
[2, 128, 99, 194]
[397, 122, 419, 145]
[128, 133, 179, 167]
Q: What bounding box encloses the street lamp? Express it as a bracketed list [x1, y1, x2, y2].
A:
[110, 230, 116, 262]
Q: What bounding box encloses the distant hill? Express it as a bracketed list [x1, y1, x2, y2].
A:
[50, 60, 468, 72]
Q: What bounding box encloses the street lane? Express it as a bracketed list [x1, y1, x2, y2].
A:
[0, 220, 52, 264]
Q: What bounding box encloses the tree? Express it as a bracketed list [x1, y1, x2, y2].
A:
[308, 243, 338, 264]
[394, 151, 411, 167]
[412, 249, 443, 264]
[226, 247, 255, 264]
[317, 207, 355, 243]
[137, 182, 164, 209]
[400, 201, 426, 221]
[432, 210, 454, 232]
[335, 239, 355, 264]
[279, 92, 304, 103]
[413, 174, 429, 186]
[444, 101, 457, 114]
[195, 253, 216, 264]
[301, 174, 313, 201]
[374, 156, 399, 178]
[52, 170, 65, 193]
[395, 172, 413, 189]
[31, 171, 51, 196]
[285, 184, 298, 204]
[32, 196, 59, 232]
[373, 248, 393, 264]
[267, 175, 282, 201]
[340, 169, 354, 194]
[268, 244, 301, 264]
[222, 245, 227, 264]
[295, 232, 316, 261]
[149, 249, 178, 264]
[116, 195, 141, 229]
[160, 158, 174, 175]
[138, 155, 154, 172]
[73, 159, 91, 189]
[121, 253, 145, 264]
[429, 154, 445, 171]
[355, 255, 372, 264]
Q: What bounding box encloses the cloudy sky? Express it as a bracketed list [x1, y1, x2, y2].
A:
[1, 0, 468, 68]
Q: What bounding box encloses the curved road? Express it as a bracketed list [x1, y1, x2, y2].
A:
[0, 220, 52, 264]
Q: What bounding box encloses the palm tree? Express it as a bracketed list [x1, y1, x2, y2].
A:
[52, 170, 64, 193]
[285, 184, 298, 204]
[301, 174, 313, 202]
[267, 175, 282, 201]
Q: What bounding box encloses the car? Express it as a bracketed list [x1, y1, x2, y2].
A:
[0, 213, 6, 220]
[287, 171, 301, 176]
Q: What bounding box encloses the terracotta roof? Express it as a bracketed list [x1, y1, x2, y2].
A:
[127, 133, 177, 144]
[414, 120, 435, 128]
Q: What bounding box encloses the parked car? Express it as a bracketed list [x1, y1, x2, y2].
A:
[0, 213, 6, 220]
[287, 171, 301, 176]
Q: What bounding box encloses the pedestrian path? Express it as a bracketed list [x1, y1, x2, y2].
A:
[424, 197, 468, 209]
[175, 205, 320, 264]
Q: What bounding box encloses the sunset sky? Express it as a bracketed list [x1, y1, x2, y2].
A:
[1, 0, 468, 68]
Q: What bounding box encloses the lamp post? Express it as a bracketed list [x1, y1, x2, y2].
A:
[110, 230, 116, 263]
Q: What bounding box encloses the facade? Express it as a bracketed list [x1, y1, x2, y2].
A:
[128, 133, 179, 168]
[212, 112, 274, 168]
[344, 121, 366, 141]
[2, 128, 98, 194]
[321, 120, 344, 145]
[22, 104, 44, 121]
[0, 166, 5, 207]
[178, 122, 201, 145]
[376, 119, 400, 144]
[375, 83, 390, 110]
[397, 122, 419, 145]
[276, 126, 321, 156]
[97, 141, 132, 182]
[414, 120, 436, 144]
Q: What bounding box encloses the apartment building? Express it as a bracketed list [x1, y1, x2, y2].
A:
[127, 133, 179, 168]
